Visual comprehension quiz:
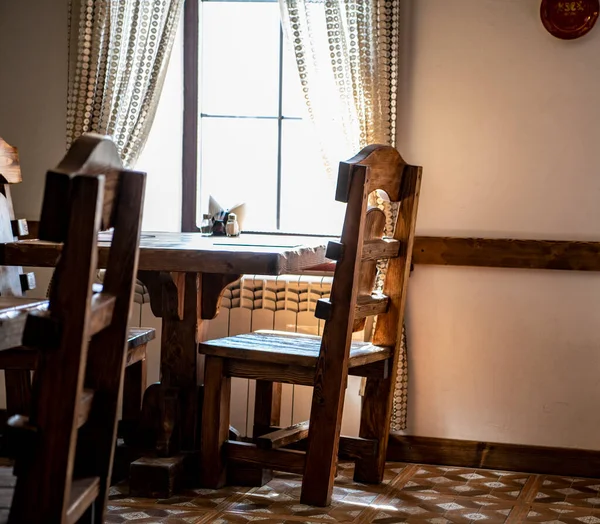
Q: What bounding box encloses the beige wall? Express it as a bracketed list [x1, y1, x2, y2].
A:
[3, 0, 600, 450]
[0, 0, 70, 220]
[399, 0, 600, 448]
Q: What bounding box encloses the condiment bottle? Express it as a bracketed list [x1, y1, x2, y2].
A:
[226, 213, 240, 237]
[200, 213, 212, 236]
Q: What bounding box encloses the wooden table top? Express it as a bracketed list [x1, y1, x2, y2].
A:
[0, 232, 329, 275]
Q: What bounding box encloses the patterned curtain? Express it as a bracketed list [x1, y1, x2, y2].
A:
[279, 0, 407, 431]
[66, 0, 183, 167]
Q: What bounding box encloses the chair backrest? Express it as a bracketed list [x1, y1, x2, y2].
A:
[8, 134, 145, 523]
[315, 144, 422, 364]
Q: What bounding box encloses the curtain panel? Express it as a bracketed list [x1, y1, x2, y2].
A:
[279, 0, 407, 431]
[66, 0, 183, 166]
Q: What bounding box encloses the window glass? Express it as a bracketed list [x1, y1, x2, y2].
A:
[201, 2, 280, 116]
[199, 117, 279, 231]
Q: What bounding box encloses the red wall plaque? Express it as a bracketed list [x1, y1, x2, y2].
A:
[541, 0, 599, 39]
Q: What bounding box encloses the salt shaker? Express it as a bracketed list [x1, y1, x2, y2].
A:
[225, 212, 240, 237]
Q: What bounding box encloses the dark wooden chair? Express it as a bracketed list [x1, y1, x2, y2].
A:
[0, 137, 39, 419]
[198, 145, 422, 506]
[0, 133, 145, 523]
[0, 136, 154, 442]
[0, 322, 154, 440]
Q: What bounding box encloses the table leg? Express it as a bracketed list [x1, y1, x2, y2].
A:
[132, 271, 198, 454]
[130, 270, 238, 496]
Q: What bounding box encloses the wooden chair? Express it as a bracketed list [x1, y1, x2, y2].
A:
[0, 133, 145, 523]
[0, 136, 154, 443]
[0, 317, 154, 442]
[0, 137, 39, 413]
[198, 145, 422, 506]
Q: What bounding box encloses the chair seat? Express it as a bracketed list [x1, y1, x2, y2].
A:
[0, 306, 154, 367]
[125, 327, 155, 365]
[199, 330, 392, 368]
[0, 296, 155, 355]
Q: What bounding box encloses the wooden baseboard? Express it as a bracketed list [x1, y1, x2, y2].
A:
[387, 434, 600, 478]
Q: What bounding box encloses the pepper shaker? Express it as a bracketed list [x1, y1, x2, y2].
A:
[200, 213, 212, 236]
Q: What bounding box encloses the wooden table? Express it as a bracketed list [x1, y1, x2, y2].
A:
[0, 232, 328, 495]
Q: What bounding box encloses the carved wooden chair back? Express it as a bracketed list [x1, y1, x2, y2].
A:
[317, 145, 421, 349]
[7, 134, 145, 523]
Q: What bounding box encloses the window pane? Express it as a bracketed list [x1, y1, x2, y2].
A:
[200, 2, 280, 116]
[198, 118, 278, 231]
[280, 120, 345, 235]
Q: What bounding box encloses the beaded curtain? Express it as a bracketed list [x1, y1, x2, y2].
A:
[66, 0, 183, 167]
[279, 0, 407, 431]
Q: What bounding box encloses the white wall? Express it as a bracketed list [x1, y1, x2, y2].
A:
[399, 0, 600, 448]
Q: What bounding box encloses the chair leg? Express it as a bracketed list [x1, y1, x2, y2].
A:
[300, 377, 346, 507]
[354, 376, 393, 484]
[200, 356, 231, 488]
[75, 329, 132, 524]
[5, 370, 31, 417]
[122, 356, 147, 444]
[77, 504, 94, 524]
[253, 380, 282, 437]
[228, 380, 282, 487]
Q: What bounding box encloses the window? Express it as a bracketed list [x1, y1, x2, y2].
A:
[182, 0, 345, 235]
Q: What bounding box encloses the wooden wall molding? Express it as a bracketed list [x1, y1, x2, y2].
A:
[412, 236, 600, 272]
[387, 434, 600, 478]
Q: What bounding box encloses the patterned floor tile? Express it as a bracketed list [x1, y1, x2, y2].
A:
[396, 465, 531, 502]
[108, 462, 600, 524]
[109, 482, 250, 510]
[210, 513, 322, 524]
[105, 504, 210, 523]
[532, 476, 600, 509]
[360, 501, 516, 523]
[157, 486, 251, 510]
[109, 483, 158, 506]
[227, 477, 367, 522]
[362, 493, 516, 523]
[335, 461, 406, 487]
[524, 503, 600, 522]
[221, 463, 407, 523]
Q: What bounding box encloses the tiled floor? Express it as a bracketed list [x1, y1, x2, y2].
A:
[107, 462, 600, 523]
